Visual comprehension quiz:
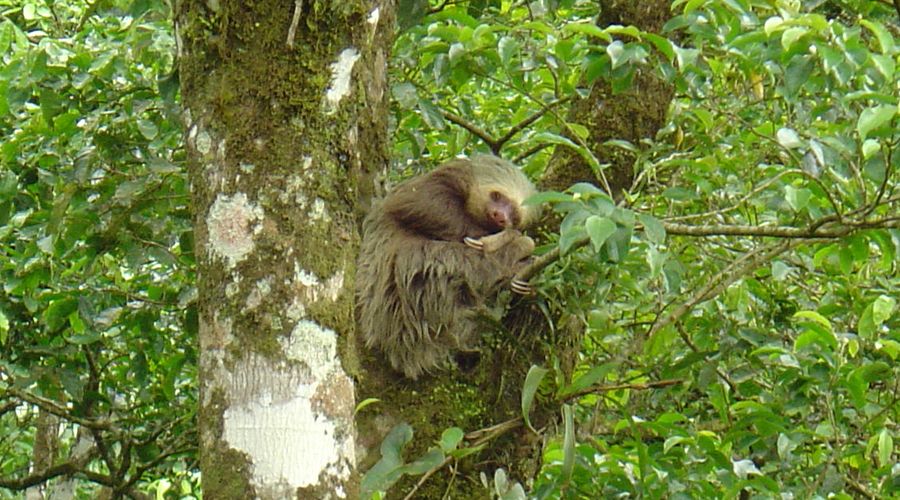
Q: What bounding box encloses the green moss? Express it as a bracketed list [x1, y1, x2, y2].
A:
[200, 390, 254, 497]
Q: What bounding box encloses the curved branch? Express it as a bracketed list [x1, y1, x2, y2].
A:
[440, 110, 498, 152]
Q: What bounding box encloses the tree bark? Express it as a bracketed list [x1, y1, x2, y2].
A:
[177, 0, 394, 497]
[541, 0, 674, 196]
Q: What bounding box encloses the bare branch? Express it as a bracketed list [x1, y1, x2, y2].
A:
[4, 388, 116, 431]
[495, 97, 571, 147]
[560, 378, 681, 401]
[440, 110, 499, 152]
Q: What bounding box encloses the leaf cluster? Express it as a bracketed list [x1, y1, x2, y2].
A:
[0, 1, 198, 497]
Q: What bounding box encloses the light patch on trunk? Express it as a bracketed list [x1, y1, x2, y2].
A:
[207, 192, 264, 269]
[325, 48, 360, 111]
[293, 266, 344, 303]
[367, 7, 380, 28]
[222, 320, 355, 495]
[245, 277, 273, 310]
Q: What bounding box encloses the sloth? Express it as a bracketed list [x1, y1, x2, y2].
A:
[355, 155, 539, 379]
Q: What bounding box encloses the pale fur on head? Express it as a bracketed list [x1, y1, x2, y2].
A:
[463, 154, 539, 228]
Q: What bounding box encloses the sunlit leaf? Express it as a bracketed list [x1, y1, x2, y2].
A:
[857, 105, 896, 140]
[585, 216, 617, 252]
[521, 365, 548, 433]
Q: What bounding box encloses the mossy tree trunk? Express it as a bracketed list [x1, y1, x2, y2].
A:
[541, 0, 675, 196]
[176, 0, 394, 497]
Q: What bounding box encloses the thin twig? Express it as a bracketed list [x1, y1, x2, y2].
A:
[286, 0, 303, 48]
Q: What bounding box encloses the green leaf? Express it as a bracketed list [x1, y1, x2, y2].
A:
[418, 99, 446, 130]
[793, 311, 837, 350]
[878, 340, 900, 360]
[860, 20, 896, 55]
[531, 132, 602, 172]
[37, 235, 55, 254]
[607, 40, 625, 69]
[561, 404, 575, 485]
[781, 27, 808, 50]
[403, 448, 443, 475]
[784, 186, 811, 212]
[845, 370, 866, 408]
[643, 33, 675, 61]
[764, 16, 785, 35]
[858, 304, 876, 339]
[562, 22, 612, 41]
[878, 428, 893, 468]
[558, 224, 586, 256]
[673, 46, 700, 71]
[637, 213, 665, 244]
[521, 365, 548, 434]
[605, 26, 643, 38]
[39, 87, 63, 124]
[861, 139, 880, 159]
[439, 427, 464, 453]
[360, 424, 413, 497]
[114, 180, 147, 203]
[771, 260, 791, 280]
[355, 398, 380, 413]
[857, 105, 896, 140]
[585, 216, 617, 252]
[568, 123, 590, 141]
[794, 328, 837, 351]
[568, 182, 609, 198]
[527, 191, 572, 205]
[664, 435, 690, 453]
[792, 310, 832, 330]
[776, 127, 804, 149]
[662, 187, 697, 201]
[777, 433, 796, 459]
[0, 309, 8, 345]
[44, 298, 79, 332]
[137, 119, 158, 140]
[870, 54, 895, 80]
[783, 56, 814, 98]
[871, 295, 896, 324]
[559, 363, 613, 397]
[498, 36, 518, 68]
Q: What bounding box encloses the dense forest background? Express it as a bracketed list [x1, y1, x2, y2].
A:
[1, 0, 898, 498]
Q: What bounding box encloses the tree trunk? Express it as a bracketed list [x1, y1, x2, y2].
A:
[541, 0, 674, 196]
[176, 0, 394, 497]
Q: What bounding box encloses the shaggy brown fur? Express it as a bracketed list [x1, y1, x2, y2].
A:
[356, 155, 537, 379]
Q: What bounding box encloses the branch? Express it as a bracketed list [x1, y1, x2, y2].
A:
[403, 418, 522, 500]
[286, 0, 303, 48]
[440, 110, 498, 151]
[560, 378, 681, 401]
[514, 211, 898, 288]
[0, 461, 80, 489]
[673, 216, 900, 236]
[495, 98, 571, 147]
[4, 388, 116, 431]
[648, 239, 799, 338]
[667, 169, 838, 223]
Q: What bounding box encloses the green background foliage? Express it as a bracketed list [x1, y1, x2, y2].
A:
[0, 0, 196, 497]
